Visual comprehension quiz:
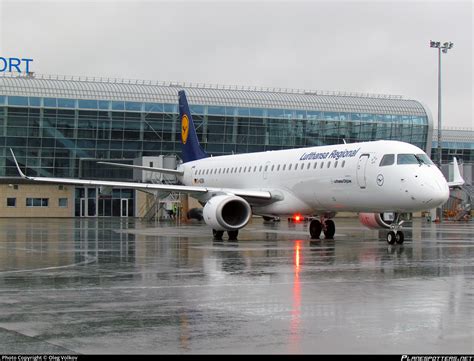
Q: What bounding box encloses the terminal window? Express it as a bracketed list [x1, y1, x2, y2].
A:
[6, 198, 16, 207]
[58, 198, 68, 208]
[26, 198, 49, 207]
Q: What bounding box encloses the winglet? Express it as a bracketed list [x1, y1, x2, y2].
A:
[447, 157, 465, 188]
[9, 148, 28, 179]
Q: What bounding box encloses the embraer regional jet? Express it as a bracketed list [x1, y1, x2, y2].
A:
[11, 91, 464, 244]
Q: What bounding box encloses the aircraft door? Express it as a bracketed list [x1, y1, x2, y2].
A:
[191, 165, 196, 184]
[356, 154, 370, 189]
[263, 161, 271, 180]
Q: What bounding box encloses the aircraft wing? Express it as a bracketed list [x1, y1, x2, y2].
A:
[447, 157, 465, 188]
[10, 149, 272, 201]
[97, 161, 184, 176]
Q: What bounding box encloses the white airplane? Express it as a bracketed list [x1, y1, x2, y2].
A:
[10, 90, 464, 244]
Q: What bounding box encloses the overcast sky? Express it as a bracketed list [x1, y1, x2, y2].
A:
[0, 0, 472, 128]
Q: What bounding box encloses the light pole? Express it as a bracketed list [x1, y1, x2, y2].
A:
[430, 40, 453, 222]
[430, 40, 453, 167]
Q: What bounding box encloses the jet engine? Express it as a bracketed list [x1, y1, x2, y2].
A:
[202, 195, 252, 231]
[358, 212, 397, 229]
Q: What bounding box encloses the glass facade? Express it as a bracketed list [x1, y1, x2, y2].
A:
[0, 75, 432, 180]
[431, 128, 474, 163]
[74, 187, 134, 217]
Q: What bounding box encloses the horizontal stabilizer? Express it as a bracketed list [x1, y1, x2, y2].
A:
[97, 161, 184, 176]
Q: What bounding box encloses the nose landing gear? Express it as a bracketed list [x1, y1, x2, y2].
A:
[386, 230, 404, 245]
[386, 214, 405, 244]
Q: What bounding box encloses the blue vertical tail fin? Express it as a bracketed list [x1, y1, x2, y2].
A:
[178, 90, 208, 163]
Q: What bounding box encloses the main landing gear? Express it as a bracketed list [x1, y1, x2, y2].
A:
[386, 214, 405, 245]
[309, 218, 335, 240]
[213, 229, 239, 241]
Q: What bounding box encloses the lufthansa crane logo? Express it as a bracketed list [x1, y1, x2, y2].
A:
[376, 174, 384, 186]
[181, 114, 189, 144]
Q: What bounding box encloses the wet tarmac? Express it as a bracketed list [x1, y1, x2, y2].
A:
[0, 217, 472, 354]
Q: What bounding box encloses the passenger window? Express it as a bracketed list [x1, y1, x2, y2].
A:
[307, 163, 311, 170]
[283, 164, 286, 171]
[334, 161, 338, 168]
[320, 162, 324, 169]
[239, 167, 242, 173]
[314, 162, 318, 169]
[380, 154, 395, 166]
[259, 166, 263, 172]
[253, 166, 257, 172]
[341, 160, 345, 168]
[289, 164, 292, 171]
[264, 165, 268, 171]
[327, 161, 331, 168]
[277, 165, 280, 171]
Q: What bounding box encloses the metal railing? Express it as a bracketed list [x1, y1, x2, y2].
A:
[1, 72, 404, 100]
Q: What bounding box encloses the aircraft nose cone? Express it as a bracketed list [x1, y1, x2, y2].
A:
[423, 177, 449, 207]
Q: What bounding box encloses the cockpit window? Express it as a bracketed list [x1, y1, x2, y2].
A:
[397, 153, 434, 165]
[416, 153, 434, 165]
[397, 154, 419, 164]
[379, 154, 395, 166]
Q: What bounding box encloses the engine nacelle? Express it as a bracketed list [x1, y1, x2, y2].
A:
[203, 195, 252, 231]
[359, 212, 396, 229]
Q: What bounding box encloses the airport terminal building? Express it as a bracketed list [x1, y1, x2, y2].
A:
[0, 73, 450, 218]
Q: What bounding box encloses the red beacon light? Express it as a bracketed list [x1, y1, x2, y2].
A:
[293, 213, 303, 223]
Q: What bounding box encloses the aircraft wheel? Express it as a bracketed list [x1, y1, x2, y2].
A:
[227, 230, 239, 241]
[213, 229, 224, 241]
[387, 231, 396, 245]
[309, 220, 322, 239]
[323, 219, 336, 239]
[396, 231, 405, 244]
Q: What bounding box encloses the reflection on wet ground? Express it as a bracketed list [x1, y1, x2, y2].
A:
[0, 217, 472, 354]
